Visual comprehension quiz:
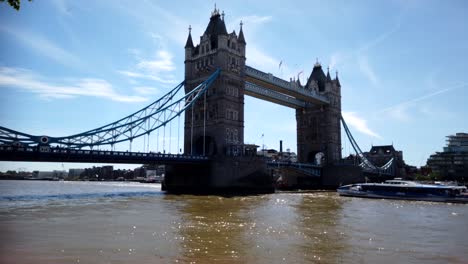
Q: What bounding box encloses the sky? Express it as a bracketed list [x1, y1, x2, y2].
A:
[0, 0, 467, 172]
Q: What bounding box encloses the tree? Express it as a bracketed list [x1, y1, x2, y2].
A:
[1, 0, 32, 11]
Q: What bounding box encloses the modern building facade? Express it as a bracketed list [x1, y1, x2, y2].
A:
[427, 133, 468, 180]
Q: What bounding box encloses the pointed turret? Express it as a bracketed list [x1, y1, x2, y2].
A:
[335, 71, 341, 87]
[305, 60, 327, 91]
[238, 20, 246, 44]
[326, 66, 332, 82]
[204, 7, 228, 37]
[185, 25, 194, 49]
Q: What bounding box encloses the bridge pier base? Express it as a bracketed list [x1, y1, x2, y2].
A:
[320, 164, 364, 189]
[163, 157, 274, 194]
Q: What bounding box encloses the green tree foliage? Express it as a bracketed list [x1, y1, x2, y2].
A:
[1, 0, 32, 11]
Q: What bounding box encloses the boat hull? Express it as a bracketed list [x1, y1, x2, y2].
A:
[337, 189, 468, 203]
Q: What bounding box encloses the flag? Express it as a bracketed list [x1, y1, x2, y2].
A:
[297, 70, 303, 79]
[278, 60, 282, 69]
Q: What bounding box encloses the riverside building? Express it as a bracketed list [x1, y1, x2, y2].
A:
[427, 133, 468, 180]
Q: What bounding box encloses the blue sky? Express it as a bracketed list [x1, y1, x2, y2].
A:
[1, 0, 467, 172]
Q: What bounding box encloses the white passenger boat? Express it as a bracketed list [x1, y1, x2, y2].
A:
[337, 180, 468, 203]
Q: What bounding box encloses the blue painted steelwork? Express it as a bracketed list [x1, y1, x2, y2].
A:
[0, 145, 210, 165]
[0, 69, 220, 149]
[340, 115, 394, 176]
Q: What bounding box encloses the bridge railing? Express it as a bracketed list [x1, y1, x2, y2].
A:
[245, 66, 329, 103]
[0, 145, 209, 160]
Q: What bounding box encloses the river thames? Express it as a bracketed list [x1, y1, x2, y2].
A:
[0, 180, 467, 263]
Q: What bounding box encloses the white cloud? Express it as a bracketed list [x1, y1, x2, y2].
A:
[342, 111, 381, 138]
[358, 56, 379, 86]
[386, 104, 411, 122]
[119, 49, 178, 84]
[137, 50, 175, 73]
[358, 21, 401, 54]
[379, 82, 468, 122]
[110, 1, 192, 47]
[228, 15, 273, 31]
[225, 14, 282, 74]
[0, 25, 82, 68]
[329, 52, 345, 70]
[247, 45, 280, 72]
[133, 86, 159, 95]
[118, 70, 177, 85]
[328, 20, 402, 71]
[0, 67, 147, 102]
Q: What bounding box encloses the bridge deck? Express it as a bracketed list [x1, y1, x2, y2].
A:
[0, 146, 210, 165]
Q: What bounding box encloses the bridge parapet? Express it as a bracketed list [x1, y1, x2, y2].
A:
[245, 66, 329, 104]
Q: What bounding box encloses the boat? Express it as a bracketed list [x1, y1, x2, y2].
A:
[337, 179, 468, 203]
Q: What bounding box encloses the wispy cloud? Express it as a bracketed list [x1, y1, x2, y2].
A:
[133, 86, 159, 95]
[379, 82, 468, 122]
[118, 49, 178, 84]
[328, 19, 402, 70]
[0, 67, 147, 102]
[358, 56, 379, 85]
[0, 25, 82, 68]
[329, 52, 346, 70]
[227, 15, 273, 31]
[247, 45, 280, 72]
[380, 82, 467, 112]
[342, 111, 381, 138]
[111, 1, 191, 47]
[230, 15, 284, 75]
[358, 21, 402, 55]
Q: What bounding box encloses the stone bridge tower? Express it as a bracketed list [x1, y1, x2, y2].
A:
[164, 7, 272, 193]
[296, 62, 342, 164]
[183, 8, 246, 158]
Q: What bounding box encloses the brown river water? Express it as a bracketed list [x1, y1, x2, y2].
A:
[0, 180, 467, 263]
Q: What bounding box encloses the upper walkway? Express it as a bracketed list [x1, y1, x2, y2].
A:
[244, 66, 330, 108]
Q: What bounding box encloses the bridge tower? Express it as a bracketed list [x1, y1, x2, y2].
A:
[164, 7, 273, 193]
[184, 7, 246, 157]
[296, 63, 342, 164]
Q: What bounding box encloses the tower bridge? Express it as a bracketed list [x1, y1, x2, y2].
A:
[0, 7, 396, 193]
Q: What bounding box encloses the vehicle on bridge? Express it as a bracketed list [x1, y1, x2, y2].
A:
[337, 179, 468, 203]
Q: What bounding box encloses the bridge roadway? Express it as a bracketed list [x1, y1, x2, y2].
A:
[244, 66, 330, 108]
[0, 146, 210, 165]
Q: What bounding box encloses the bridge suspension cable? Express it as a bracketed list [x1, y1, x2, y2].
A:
[340, 115, 395, 175]
[0, 69, 221, 150]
